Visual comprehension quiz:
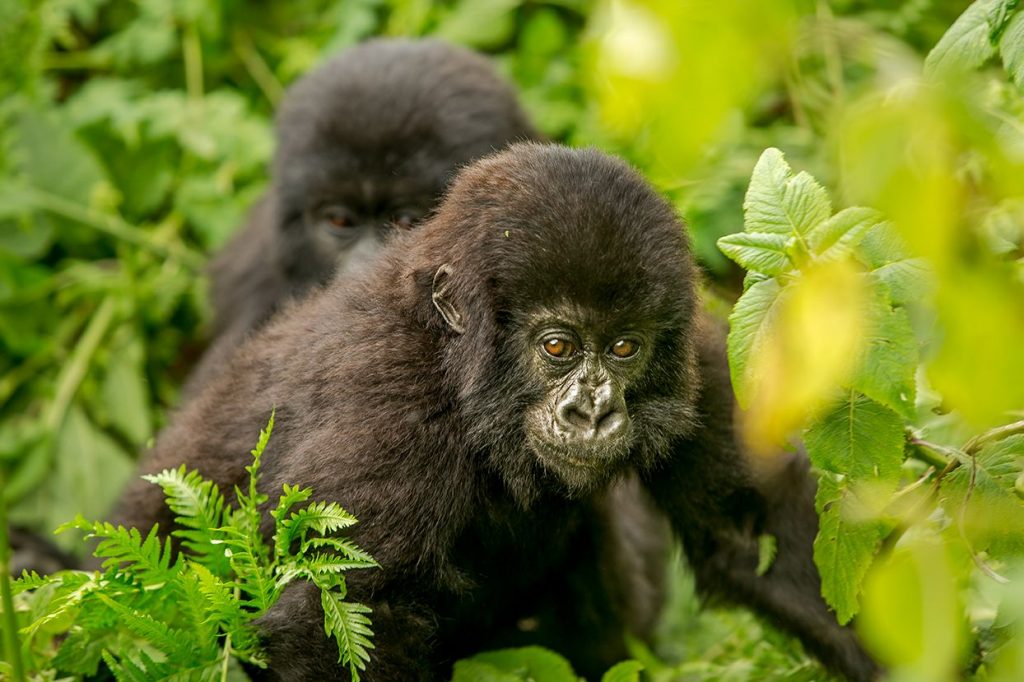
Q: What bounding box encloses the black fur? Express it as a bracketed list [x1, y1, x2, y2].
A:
[187, 38, 541, 392]
[113, 144, 879, 681]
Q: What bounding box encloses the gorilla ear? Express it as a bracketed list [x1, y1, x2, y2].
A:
[431, 264, 466, 334]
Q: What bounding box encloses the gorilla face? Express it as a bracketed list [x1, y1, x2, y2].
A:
[520, 307, 651, 487]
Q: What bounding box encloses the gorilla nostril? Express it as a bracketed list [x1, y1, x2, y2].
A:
[595, 410, 626, 439]
[561, 406, 592, 430]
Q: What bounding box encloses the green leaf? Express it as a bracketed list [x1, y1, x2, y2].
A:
[999, 9, 1024, 89]
[435, 0, 522, 49]
[101, 330, 153, 445]
[452, 660, 522, 682]
[466, 647, 578, 682]
[941, 434, 1024, 558]
[855, 223, 931, 307]
[743, 147, 831, 236]
[804, 394, 905, 485]
[756, 534, 778, 577]
[321, 591, 375, 681]
[813, 474, 886, 625]
[849, 287, 918, 419]
[727, 277, 785, 407]
[717, 232, 793, 275]
[808, 207, 885, 261]
[601, 660, 644, 682]
[142, 465, 230, 573]
[924, 0, 1003, 76]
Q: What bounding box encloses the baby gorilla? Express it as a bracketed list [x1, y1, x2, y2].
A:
[115, 144, 701, 680]
[115, 144, 879, 680]
[188, 38, 540, 391]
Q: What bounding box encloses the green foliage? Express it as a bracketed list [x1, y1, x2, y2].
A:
[4, 415, 378, 680]
[4, 0, 1024, 680]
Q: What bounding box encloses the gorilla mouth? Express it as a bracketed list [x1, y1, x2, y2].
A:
[528, 429, 633, 489]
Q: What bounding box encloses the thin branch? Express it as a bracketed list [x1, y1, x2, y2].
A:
[233, 30, 284, 106]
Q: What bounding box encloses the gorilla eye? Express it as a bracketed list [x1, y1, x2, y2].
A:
[610, 339, 639, 359]
[320, 206, 357, 234]
[542, 337, 577, 359]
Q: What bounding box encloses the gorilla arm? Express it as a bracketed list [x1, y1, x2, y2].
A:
[641, 317, 881, 682]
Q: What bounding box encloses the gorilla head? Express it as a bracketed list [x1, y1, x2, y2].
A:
[271, 38, 541, 287]
[415, 143, 702, 496]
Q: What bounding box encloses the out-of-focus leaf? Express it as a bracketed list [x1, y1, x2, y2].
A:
[101, 328, 153, 445]
[812, 474, 887, 625]
[850, 288, 918, 419]
[808, 207, 885, 261]
[717, 232, 793, 275]
[924, 0, 1002, 76]
[11, 406, 135, 547]
[737, 263, 867, 451]
[941, 434, 1024, 558]
[859, 538, 965, 680]
[434, 0, 522, 49]
[743, 147, 831, 237]
[14, 107, 107, 209]
[1001, 10, 1024, 89]
[456, 647, 577, 682]
[929, 270, 1024, 427]
[451, 660, 520, 682]
[601, 660, 643, 682]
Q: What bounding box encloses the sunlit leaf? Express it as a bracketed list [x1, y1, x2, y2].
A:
[743, 147, 831, 237]
[727, 277, 784, 408]
[813, 474, 887, 624]
[1001, 10, 1024, 89]
[717, 232, 793, 275]
[924, 0, 1002, 76]
[859, 538, 965, 680]
[808, 207, 885, 262]
[849, 287, 918, 419]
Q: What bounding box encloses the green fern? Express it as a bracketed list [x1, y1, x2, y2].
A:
[142, 465, 231, 574]
[12, 412, 377, 679]
[321, 591, 375, 681]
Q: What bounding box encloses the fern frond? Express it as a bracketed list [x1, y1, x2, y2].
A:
[142, 466, 231, 574]
[321, 590, 374, 682]
[215, 526, 276, 611]
[20, 572, 106, 639]
[96, 593, 198, 663]
[279, 501, 359, 555]
[61, 518, 181, 585]
[301, 537, 378, 566]
[103, 648, 173, 682]
[271, 484, 313, 560]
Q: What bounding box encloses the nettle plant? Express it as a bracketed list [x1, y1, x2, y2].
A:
[718, 148, 1024, 677]
[2, 414, 377, 681]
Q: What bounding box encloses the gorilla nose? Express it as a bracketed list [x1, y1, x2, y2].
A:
[558, 400, 627, 441]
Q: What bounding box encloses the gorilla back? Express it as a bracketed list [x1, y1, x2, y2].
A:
[115, 144, 702, 679]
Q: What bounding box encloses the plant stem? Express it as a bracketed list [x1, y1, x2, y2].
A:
[906, 437, 952, 469]
[0, 469, 27, 682]
[26, 188, 204, 271]
[233, 31, 284, 106]
[183, 23, 204, 102]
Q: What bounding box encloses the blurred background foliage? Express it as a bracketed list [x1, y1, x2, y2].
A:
[1, 0, 1023, 679]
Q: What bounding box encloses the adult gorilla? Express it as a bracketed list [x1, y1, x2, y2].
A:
[115, 145, 879, 681]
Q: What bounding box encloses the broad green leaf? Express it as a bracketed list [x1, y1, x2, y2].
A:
[717, 232, 793, 275]
[925, 0, 1002, 76]
[941, 434, 1024, 558]
[855, 223, 931, 307]
[727, 277, 784, 407]
[601, 660, 644, 682]
[10, 407, 134, 548]
[466, 647, 577, 682]
[743, 147, 831, 236]
[435, 0, 522, 49]
[813, 474, 886, 624]
[452, 660, 521, 682]
[849, 287, 918, 420]
[808, 207, 885, 261]
[14, 107, 107, 208]
[804, 394, 905, 485]
[1000, 9, 1024, 89]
